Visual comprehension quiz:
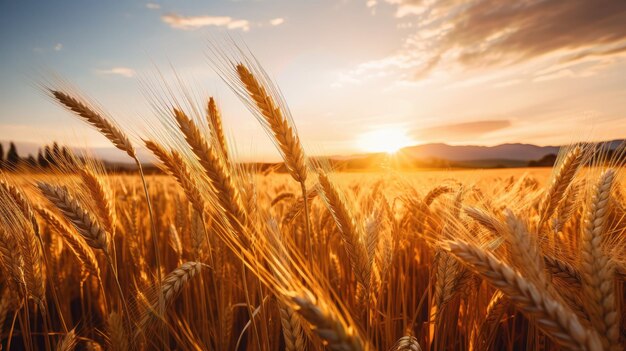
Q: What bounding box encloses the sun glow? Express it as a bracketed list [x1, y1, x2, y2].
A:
[357, 127, 414, 154]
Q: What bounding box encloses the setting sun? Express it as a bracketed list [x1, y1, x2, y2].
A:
[357, 127, 414, 154]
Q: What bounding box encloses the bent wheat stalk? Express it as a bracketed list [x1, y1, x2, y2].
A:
[448, 239, 602, 351]
[235, 63, 313, 259]
[580, 169, 621, 350]
[50, 90, 161, 281]
[291, 293, 365, 351]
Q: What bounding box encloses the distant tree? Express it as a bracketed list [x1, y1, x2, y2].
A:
[0, 143, 4, 169]
[528, 154, 557, 167]
[26, 155, 37, 167]
[61, 146, 74, 166]
[6, 142, 19, 169]
[37, 148, 48, 168]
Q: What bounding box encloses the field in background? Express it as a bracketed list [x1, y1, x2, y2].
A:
[2, 163, 625, 350]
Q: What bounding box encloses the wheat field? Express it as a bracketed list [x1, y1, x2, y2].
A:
[0, 56, 625, 351]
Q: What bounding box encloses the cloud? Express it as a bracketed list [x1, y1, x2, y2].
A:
[269, 18, 284, 26]
[343, 0, 626, 82]
[146, 3, 160, 10]
[54, 43, 63, 51]
[414, 120, 512, 141]
[162, 13, 250, 31]
[96, 67, 136, 78]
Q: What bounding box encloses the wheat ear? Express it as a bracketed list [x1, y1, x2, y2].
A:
[464, 206, 507, 236]
[0, 228, 26, 298]
[553, 183, 580, 233]
[0, 180, 40, 237]
[17, 225, 45, 305]
[107, 312, 129, 351]
[291, 293, 365, 351]
[503, 209, 547, 288]
[580, 169, 621, 350]
[207, 97, 230, 163]
[393, 335, 422, 351]
[144, 140, 206, 214]
[282, 188, 317, 225]
[278, 301, 307, 351]
[50, 89, 160, 281]
[235, 64, 307, 184]
[318, 170, 371, 290]
[37, 182, 110, 254]
[161, 261, 203, 307]
[432, 250, 462, 317]
[448, 240, 602, 351]
[173, 109, 247, 230]
[423, 185, 453, 206]
[539, 146, 583, 225]
[56, 329, 77, 351]
[37, 207, 101, 279]
[79, 168, 115, 234]
[544, 255, 582, 287]
[473, 291, 508, 350]
[50, 90, 135, 159]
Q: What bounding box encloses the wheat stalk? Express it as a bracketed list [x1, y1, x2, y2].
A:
[448, 239, 602, 351]
[580, 169, 621, 350]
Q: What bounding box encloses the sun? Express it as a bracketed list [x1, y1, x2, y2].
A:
[357, 127, 414, 154]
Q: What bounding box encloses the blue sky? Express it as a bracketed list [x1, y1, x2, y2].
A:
[1, 0, 626, 161]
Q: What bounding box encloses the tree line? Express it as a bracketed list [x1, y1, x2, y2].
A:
[0, 141, 76, 171]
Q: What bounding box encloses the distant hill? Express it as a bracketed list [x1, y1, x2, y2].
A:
[327, 139, 625, 170]
[1, 139, 624, 171]
[398, 143, 561, 161]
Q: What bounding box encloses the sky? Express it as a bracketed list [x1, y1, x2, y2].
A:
[1, 0, 625, 161]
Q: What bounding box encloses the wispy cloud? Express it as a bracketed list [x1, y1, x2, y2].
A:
[269, 18, 284, 26]
[54, 43, 63, 51]
[96, 67, 136, 78]
[162, 13, 250, 31]
[342, 0, 626, 83]
[146, 3, 160, 10]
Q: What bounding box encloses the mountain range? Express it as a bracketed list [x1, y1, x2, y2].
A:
[1, 139, 624, 169]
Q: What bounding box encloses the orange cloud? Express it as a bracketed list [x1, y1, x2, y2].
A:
[96, 67, 136, 78]
[347, 0, 626, 82]
[162, 13, 250, 31]
[414, 120, 511, 142]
